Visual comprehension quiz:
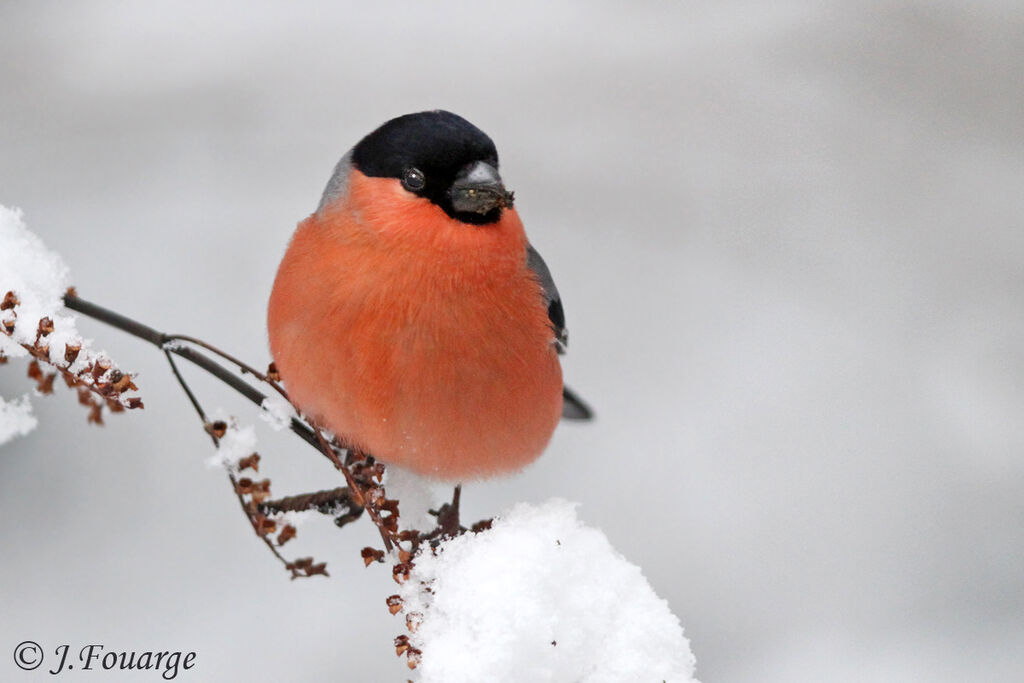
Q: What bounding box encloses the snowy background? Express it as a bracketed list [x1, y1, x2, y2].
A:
[2, 1, 1023, 681]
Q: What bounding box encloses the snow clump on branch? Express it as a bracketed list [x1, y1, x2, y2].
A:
[0, 203, 141, 446]
[397, 499, 699, 683]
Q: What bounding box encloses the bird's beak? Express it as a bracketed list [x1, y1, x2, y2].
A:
[449, 161, 514, 215]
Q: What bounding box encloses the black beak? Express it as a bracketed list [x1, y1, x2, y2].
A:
[449, 161, 514, 215]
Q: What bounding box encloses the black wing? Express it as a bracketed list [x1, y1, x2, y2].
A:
[526, 244, 593, 420]
[526, 244, 568, 354]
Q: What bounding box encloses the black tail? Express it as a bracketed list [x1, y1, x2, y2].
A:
[561, 385, 594, 421]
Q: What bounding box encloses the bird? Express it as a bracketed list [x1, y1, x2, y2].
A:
[267, 110, 590, 480]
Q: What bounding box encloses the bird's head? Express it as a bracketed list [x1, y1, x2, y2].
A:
[319, 110, 514, 226]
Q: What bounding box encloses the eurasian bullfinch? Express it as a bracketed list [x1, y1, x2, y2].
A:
[267, 110, 589, 480]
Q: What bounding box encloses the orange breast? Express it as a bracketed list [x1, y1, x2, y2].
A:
[267, 173, 563, 480]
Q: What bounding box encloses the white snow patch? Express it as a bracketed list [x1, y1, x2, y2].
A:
[0, 204, 71, 358]
[0, 203, 137, 440]
[384, 465, 446, 533]
[258, 396, 294, 431]
[269, 509, 318, 528]
[0, 394, 38, 446]
[398, 499, 699, 683]
[205, 414, 258, 472]
[160, 339, 187, 351]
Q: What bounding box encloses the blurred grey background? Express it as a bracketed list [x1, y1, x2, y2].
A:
[2, 1, 1023, 681]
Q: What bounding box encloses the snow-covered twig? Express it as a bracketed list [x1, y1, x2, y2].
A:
[1, 206, 142, 439]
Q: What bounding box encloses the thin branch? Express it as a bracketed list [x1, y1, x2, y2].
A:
[257, 487, 362, 521]
[310, 424, 395, 552]
[164, 350, 208, 424]
[60, 291, 483, 573]
[4, 286, 529, 667]
[63, 292, 342, 463]
[63, 291, 375, 576]
[164, 350, 294, 573]
[163, 333, 290, 401]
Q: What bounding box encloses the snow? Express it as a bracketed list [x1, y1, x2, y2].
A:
[270, 509, 318, 527]
[205, 414, 258, 472]
[0, 203, 140, 447]
[160, 338, 187, 351]
[258, 396, 294, 431]
[0, 394, 37, 446]
[1, 203, 73, 445]
[0, 203, 136, 446]
[0, 204, 71, 358]
[398, 499, 699, 683]
[384, 465, 446, 532]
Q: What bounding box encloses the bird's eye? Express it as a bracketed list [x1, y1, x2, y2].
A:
[402, 167, 426, 192]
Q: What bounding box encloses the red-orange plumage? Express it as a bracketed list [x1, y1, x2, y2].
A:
[267, 171, 563, 479]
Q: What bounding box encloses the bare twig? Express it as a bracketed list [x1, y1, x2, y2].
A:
[63, 292, 325, 452]
[163, 333, 290, 401]
[258, 487, 361, 520]
[164, 350, 307, 576]
[310, 424, 395, 552]
[57, 291, 490, 579]
[5, 285, 518, 670]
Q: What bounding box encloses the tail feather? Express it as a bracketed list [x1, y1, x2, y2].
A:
[561, 385, 594, 421]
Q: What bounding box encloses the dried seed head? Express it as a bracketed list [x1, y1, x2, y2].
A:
[405, 612, 423, 633]
[37, 373, 56, 395]
[361, 547, 385, 567]
[208, 420, 228, 439]
[286, 556, 329, 579]
[111, 371, 134, 393]
[245, 478, 271, 503]
[386, 594, 403, 615]
[276, 524, 296, 546]
[255, 515, 277, 536]
[64, 343, 81, 365]
[90, 358, 111, 381]
[290, 557, 313, 570]
[392, 562, 411, 584]
[237, 453, 261, 472]
[266, 362, 281, 382]
[36, 317, 54, 337]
